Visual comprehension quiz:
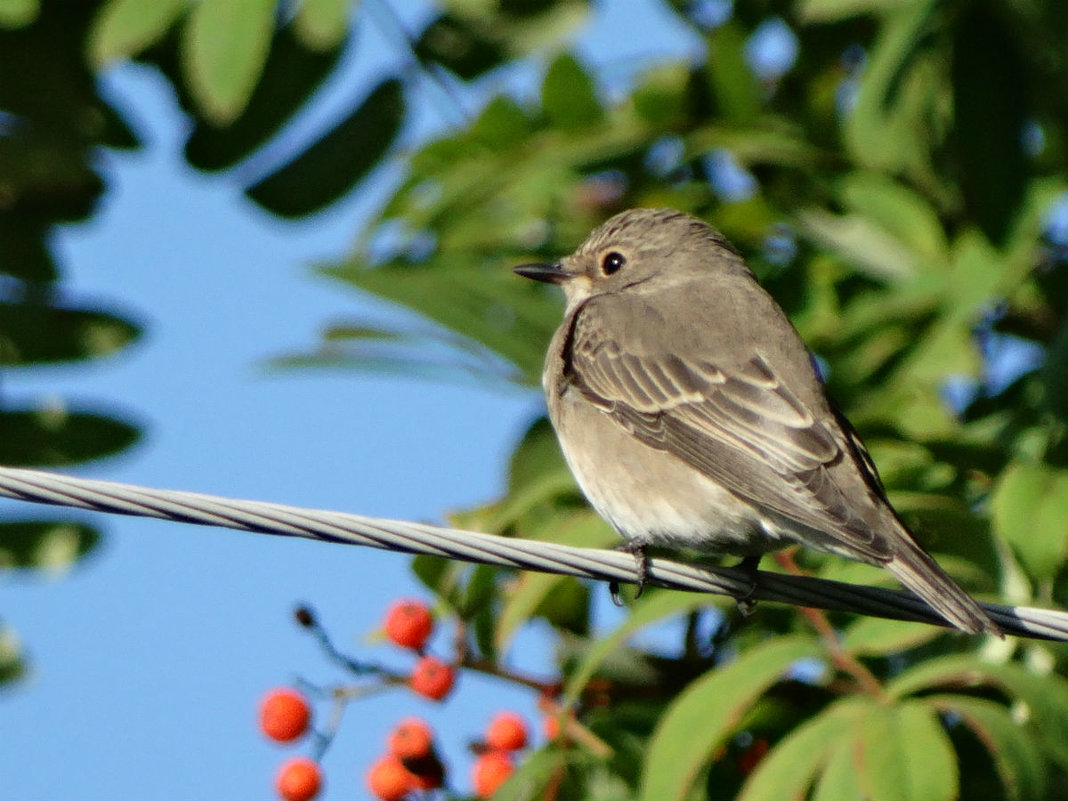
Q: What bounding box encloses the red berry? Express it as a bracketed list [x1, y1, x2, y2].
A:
[260, 688, 311, 743]
[367, 755, 415, 801]
[388, 717, 434, 759]
[410, 656, 455, 701]
[275, 757, 321, 801]
[485, 711, 528, 751]
[384, 599, 435, 650]
[542, 714, 562, 742]
[472, 751, 514, 798]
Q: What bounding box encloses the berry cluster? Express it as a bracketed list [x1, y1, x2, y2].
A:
[366, 717, 445, 799]
[257, 599, 559, 799]
[470, 712, 529, 797]
[363, 711, 531, 799]
[259, 688, 320, 801]
[382, 599, 456, 701]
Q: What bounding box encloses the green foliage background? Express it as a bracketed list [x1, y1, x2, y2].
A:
[3, 0, 1068, 798]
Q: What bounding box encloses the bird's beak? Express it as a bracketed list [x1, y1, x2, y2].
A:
[513, 261, 571, 284]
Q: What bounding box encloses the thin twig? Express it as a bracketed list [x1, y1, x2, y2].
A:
[775, 552, 884, 697]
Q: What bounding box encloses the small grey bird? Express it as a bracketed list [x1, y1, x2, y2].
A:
[514, 208, 1000, 636]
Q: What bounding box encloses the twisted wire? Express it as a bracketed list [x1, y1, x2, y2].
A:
[0, 466, 1064, 640]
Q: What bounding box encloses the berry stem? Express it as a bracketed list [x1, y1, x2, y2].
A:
[459, 654, 559, 694]
[298, 605, 400, 678]
[773, 551, 885, 698]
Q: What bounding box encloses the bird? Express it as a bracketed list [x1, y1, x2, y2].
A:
[513, 207, 1000, 636]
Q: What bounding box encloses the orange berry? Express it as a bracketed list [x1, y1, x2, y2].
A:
[260, 688, 311, 743]
[486, 711, 528, 751]
[275, 757, 322, 801]
[389, 717, 434, 759]
[367, 754, 415, 801]
[410, 656, 455, 701]
[542, 714, 561, 742]
[472, 751, 514, 798]
[384, 599, 435, 650]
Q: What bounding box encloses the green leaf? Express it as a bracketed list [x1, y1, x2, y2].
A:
[458, 468, 578, 534]
[0, 135, 105, 225]
[414, 12, 506, 81]
[951, 3, 1028, 245]
[0, 218, 56, 282]
[532, 576, 589, 637]
[857, 701, 957, 801]
[796, 0, 916, 23]
[506, 417, 570, 496]
[271, 316, 525, 388]
[944, 229, 1005, 319]
[0, 520, 101, 573]
[469, 95, 532, 150]
[990, 461, 1068, 579]
[0, 302, 141, 365]
[456, 420, 580, 534]
[495, 511, 613, 651]
[497, 0, 591, 54]
[0, 622, 27, 687]
[245, 77, 404, 217]
[541, 53, 602, 131]
[740, 698, 868, 801]
[184, 22, 345, 171]
[493, 746, 568, 801]
[293, 0, 348, 50]
[1043, 317, 1068, 421]
[927, 695, 1046, 801]
[705, 22, 759, 123]
[840, 616, 941, 656]
[639, 636, 822, 801]
[88, 0, 187, 65]
[323, 255, 560, 385]
[812, 729, 866, 801]
[843, 1, 933, 174]
[411, 554, 452, 595]
[466, 562, 501, 658]
[895, 314, 980, 386]
[1002, 177, 1068, 284]
[182, 0, 277, 124]
[838, 172, 949, 269]
[0, 0, 36, 28]
[887, 655, 1068, 770]
[797, 207, 920, 282]
[412, 554, 495, 635]
[686, 125, 821, 171]
[562, 591, 710, 705]
[0, 407, 140, 467]
[632, 64, 689, 126]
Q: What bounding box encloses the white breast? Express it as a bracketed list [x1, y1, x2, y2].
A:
[548, 383, 786, 556]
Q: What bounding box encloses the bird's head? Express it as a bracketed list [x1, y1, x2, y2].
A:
[513, 208, 746, 309]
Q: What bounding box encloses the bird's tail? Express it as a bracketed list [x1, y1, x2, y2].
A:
[885, 537, 1002, 637]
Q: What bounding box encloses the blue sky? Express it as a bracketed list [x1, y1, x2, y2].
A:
[0, 2, 703, 798]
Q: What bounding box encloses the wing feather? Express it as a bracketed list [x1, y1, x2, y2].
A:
[566, 301, 888, 558]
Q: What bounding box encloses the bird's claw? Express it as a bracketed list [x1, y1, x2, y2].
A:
[734, 555, 761, 616]
[609, 542, 649, 605]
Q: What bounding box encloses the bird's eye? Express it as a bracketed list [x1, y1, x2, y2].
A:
[601, 251, 626, 275]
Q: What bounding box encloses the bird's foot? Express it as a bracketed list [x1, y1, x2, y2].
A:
[609, 541, 649, 606]
[733, 555, 761, 617]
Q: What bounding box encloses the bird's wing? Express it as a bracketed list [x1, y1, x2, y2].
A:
[564, 300, 891, 560]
